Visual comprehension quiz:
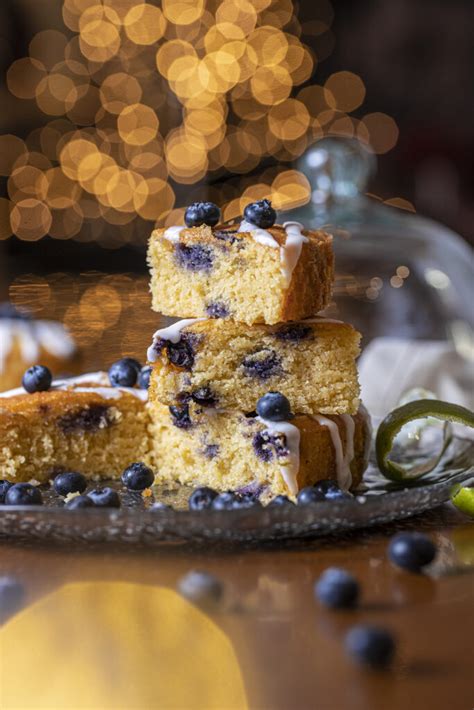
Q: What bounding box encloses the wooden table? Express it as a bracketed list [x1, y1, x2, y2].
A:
[1, 505, 472, 709]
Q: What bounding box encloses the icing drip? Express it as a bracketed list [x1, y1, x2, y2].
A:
[162, 225, 185, 243]
[256, 416, 301, 496]
[0, 371, 148, 402]
[359, 403, 373, 466]
[281, 221, 309, 286]
[147, 318, 205, 362]
[312, 414, 355, 490]
[0, 320, 76, 375]
[238, 220, 279, 248]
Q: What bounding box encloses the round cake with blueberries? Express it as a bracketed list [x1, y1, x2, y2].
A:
[0, 303, 80, 392]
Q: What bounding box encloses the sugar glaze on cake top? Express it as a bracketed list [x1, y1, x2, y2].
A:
[0, 319, 76, 375]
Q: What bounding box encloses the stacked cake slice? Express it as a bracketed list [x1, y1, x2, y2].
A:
[146, 200, 370, 498]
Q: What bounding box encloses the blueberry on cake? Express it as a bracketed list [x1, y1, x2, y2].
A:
[147, 200, 334, 325]
[147, 317, 361, 415]
[148, 397, 370, 498]
[0, 303, 80, 391]
[0, 370, 151, 483]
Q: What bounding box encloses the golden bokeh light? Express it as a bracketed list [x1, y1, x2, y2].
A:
[325, 71, 366, 112]
[118, 103, 159, 146]
[124, 4, 167, 45]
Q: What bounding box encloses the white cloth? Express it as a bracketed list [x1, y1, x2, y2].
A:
[359, 337, 474, 419]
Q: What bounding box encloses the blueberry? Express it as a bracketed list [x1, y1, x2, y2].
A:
[232, 495, 262, 510]
[275, 324, 312, 342]
[189, 486, 218, 511]
[252, 430, 288, 462]
[191, 386, 217, 407]
[175, 243, 214, 272]
[151, 501, 173, 511]
[53, 471, 87, 497]
[87, 487, 121, 508]
[169, 404, 192, 429]
[5, 483, 43, 506]
[241, 349, 282, 380]
[313, 479, 352, 501]
[22, 365, 52, 393]
[0, 480, 13, 504]
[387, 532, 437, 573]
[165, 338, 195, 370]
[0, 575, 25, 624]
[184, 201, 221, 228]
[58, 405, 111, 434]
[268, 495, 295, 507]
[65, 495, 94, 510]
[138, 365, 152, 390]
[206, 301, 229, 319]
[178, 570, 223, 608]
[256, 392, 292, 422]
[297, 487, 325, 505]
[108, 358, 141, 388]
[211, 491, 239, 510]
[345, 625, 396, 668]
[202, 444, 219, 459]
[243, 199, 276, 229]
[315, 568, 360, 609]
[121, 462, 155, 491]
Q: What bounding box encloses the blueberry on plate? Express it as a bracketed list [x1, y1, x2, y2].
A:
[345, 625, 396, 668]
[313, 479, 352, 501]
[256, 392, 292, 422]
[53, 471, 87, 497]
[232, 495, 262, 510]
[0, 480, 13, 504]
[314, 567, 360, 609]
[87, 487, 121, 508]
[121, 462, 155, 491]
[297, 487, 325, 505]
[189, 486, 218, 511]
[65, 495, 94, 509]
[108, 358, 141, 388]
[22, 365, 52, 394]
[211, 491, 239, 511]
[268, 494, 295, 507]
[5, 483, 43, 506]
[243, 199, 276, 229]
[151, 501, 173, 511]
[177, 570, 223, 608]
[184, 202, 221, 228]
[0, 575, 25, 623]
[138, 365, 152, 390]
[387, 532, 437, 573]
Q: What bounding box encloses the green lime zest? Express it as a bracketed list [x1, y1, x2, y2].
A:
[450, 484, 474, 518]
[376, 399, 474, 482]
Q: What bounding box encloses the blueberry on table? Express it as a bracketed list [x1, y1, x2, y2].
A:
[108, 358, 141, 388]
[184, 201, 221, 228]
[243, 199, 276, 229]
[0, 480, 13, 504]
[345, 625, 396, 668]
[188, 486, 218, 511]
[211, 491, 239, 510]
[268, 494, 295, 507]
[297, 486, 326, 505]
[53, 471, 87, 497]
[138, 365, 152, 390]
[87, 487, 121, 508]
[5, 483, 43, 506]
[256, 392, 292, 422]
[314, 567, 360, 609]
[65, 495, 94, 509]
[178, 570, 223, 608]
[22, 365, 52, 393]
[388, 532, 437, 573]
[121, 462, 155, 491]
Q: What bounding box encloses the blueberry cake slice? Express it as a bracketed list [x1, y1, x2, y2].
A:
[0, 372, 151, 483]
[149, 399, 370, 498]
[0, 303, 80, 391]
[147, 221, 334, 326]
[147, 317, 361, 416]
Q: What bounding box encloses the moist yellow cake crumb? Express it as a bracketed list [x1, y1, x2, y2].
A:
[147, 223, 334, 325]
[148, 317, 361, 415]
[149, 400, 369, 497]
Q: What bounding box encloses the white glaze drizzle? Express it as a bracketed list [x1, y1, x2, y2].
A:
[0, 320, 76, 375]
[281, 221, 309, 286]
[0, 371, 148, 402]
[162, 225, 185, 243]
[359, 403, 373, 466]
[256, 416, 301, 496]
[311, 414, 355, 490]
[238, 219, 279, 248]
[147, 318, 206, 362]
